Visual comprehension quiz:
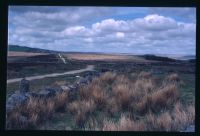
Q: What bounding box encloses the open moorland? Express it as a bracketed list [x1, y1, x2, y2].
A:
[6, 51, 195, 131]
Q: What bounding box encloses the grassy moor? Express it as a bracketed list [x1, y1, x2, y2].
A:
[6, 6, 196, 132]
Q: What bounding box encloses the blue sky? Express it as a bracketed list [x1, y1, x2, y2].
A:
[8, 6, 196, 55]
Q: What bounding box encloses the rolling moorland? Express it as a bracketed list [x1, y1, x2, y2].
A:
[6, 45, 195, 131]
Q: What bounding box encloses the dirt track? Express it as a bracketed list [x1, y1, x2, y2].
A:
[7, 65, 94, 84]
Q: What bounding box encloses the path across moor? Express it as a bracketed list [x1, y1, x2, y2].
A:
[7, 65, 94, 84]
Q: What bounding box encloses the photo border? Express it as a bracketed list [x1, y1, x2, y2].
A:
[0, 0, 199, 136]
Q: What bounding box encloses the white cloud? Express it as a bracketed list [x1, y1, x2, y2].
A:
[149, 7, 196, 23]
[116, 32, 125, 38]
[62, 26, 86, 36]
[92, 19, 130, 36]
[133, 14, 178, 31]
[8, 6, 196, 55]
[84, 38, 93, 43]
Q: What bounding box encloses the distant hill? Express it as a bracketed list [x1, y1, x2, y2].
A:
[8, 45, 58, 53]
[188, 59, 196, 63]
[141, 54, 178, 62]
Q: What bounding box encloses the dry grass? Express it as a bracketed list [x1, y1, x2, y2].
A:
[145, 112, 172, 131]
[163, 73, 180, 86]
[155, 112, 173, 131]
[75, 71, 194, 131]
[112, 83, 133, 109]
[150, 84, 180, 112]
[64, 53, 148, 62]
[79, 73, 114, 109]
[53, 81, 67, 86]
[99, 72, 116, 83]
[6, 110, 28, 129]
[7, 71, 195, 131]
[166, 73, 180, 82]
[171, 102, 195, 130]
[103, 115, 145, 131]
[54, 91, 69, 111]
[186, 105, 195, 124]
[105, 97, 119, 116]
[6, 91, 69, 129]
[138, 71, 152, 79]
[68, 99, 96, 127]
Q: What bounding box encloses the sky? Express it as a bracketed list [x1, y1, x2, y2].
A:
[8, 6, 196, 55]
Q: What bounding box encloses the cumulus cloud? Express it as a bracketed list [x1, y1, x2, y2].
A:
[133, 14, 178, 31]
[116, 32, 125, 38]
[8, 6, 196, 55]
[149, 7, 196, 23]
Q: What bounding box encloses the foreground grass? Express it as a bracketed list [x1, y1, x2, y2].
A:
[6, 72, 195, 131]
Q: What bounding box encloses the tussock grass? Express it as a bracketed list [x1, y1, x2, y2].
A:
[166, 73, 180, 82]
[6, 90, 69, 129]
[138, 71, 152, 79]
[102, 115, 145, 131]
[7, 71, 195, 131]
[99, 72, 116, 83]
[82, 71, 194, 131]
[54, 91, 69, 111]
[68, 99, 96, 127]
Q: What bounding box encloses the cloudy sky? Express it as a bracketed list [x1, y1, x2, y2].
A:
[8, 6, 196, 55]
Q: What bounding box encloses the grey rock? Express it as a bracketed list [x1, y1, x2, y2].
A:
[183, 125, 195, 132]
[6, 104, 15, 113]
[85, 75, 93, 82]
[54, 87, 65, 94]
[38, 88, 56, 98]
[19, 115, 28, 123]
[6, 93, 29, 114]
[77, 77, 88, 85]
[7, 93, 29, 106]
[25, 92, 39, 98]
[100, 68, 110, 73]
[68, 84, 78, 91]
[60, 85, 71, 91]
[19, 78, 30, 94]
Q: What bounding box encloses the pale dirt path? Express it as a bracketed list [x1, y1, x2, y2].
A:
[58, 53, 67, 64]
[7, 65, 94, 84]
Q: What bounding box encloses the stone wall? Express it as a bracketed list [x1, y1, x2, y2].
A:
[6, 70, 102, 115]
